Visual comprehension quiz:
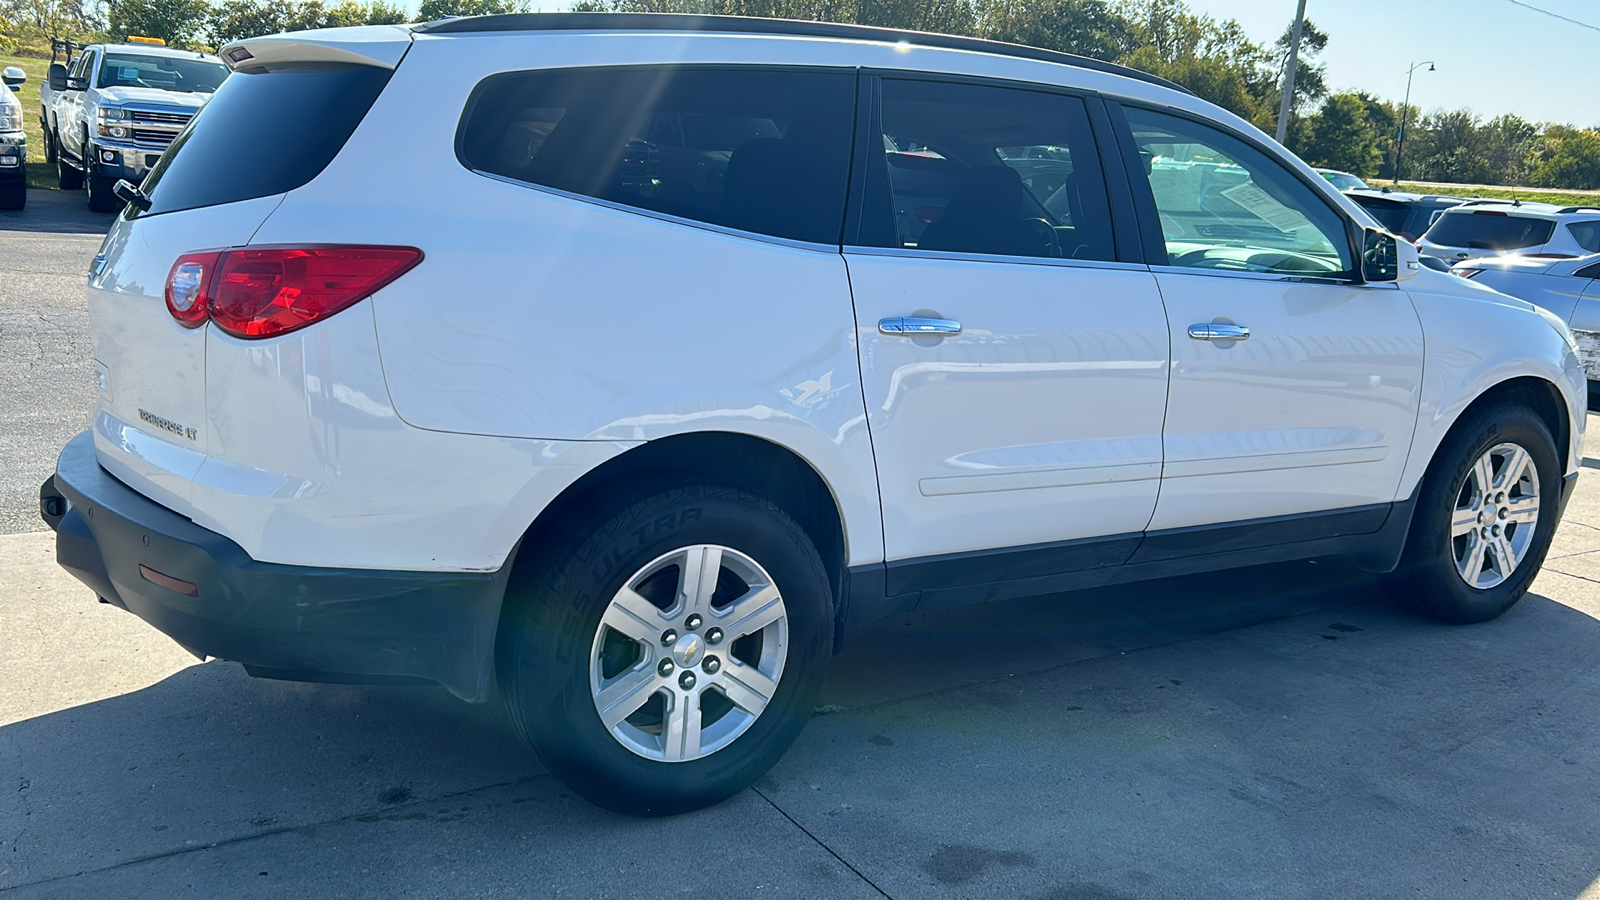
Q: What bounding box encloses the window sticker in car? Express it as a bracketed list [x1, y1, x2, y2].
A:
[1220, 182, 1312, 234]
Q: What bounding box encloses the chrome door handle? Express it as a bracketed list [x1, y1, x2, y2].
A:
[879, 317, 962, 336]
[1187, 323, 1250, 341]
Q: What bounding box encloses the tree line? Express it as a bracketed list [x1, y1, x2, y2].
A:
[3, 0, 1596, 189]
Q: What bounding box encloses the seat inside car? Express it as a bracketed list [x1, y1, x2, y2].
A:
[917, 165, 1056, 257]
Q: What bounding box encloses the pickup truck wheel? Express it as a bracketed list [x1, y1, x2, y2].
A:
[87, 172, 119, 212]
[56, 152, 81, 190]
[497, 483, 832, 816]
[1386, 403, 1560, 624]
[0, 183, 24, 211]
[42, 125, 56, 164]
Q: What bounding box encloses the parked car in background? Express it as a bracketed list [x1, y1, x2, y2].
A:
[46, 38, 228, 211]
[0, 66, 24, 210]
[42, 14, 1586, 818]
[1316, 167, 1368, 191]
[1420, 201, 1600, 264]
[1347, 188, 1465, 243]
[1458, 254, 1600, 389]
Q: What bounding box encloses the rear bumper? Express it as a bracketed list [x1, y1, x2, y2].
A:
[43, 430, 508, 702]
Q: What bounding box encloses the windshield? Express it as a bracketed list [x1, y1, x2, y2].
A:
[97, 53, 227, 93]
[1423, 211, 1556, 251]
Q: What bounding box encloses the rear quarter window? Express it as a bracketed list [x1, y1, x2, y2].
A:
[1424, 211, 1556, 251]
[1569, 221, 1600, 254]
[456, 66, 857, 245]
[137, 63, 393, 217]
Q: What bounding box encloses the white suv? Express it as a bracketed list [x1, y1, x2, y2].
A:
[42, 14, 1587, 816]
[1419, 200, 1600, 264]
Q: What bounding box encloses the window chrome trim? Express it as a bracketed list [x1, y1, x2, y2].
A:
[844, 243, 1150, 273]
[1148, 263, 1398, 289]
[465, 168, 846, 255]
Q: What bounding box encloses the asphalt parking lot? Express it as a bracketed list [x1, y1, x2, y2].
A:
[7, 189, 1600, 898]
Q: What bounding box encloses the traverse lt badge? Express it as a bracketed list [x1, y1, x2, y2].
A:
[138, 408, 197, 441]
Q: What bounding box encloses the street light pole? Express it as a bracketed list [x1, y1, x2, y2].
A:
[1275, 0, 1308, 145]
[1394, 60, 1435, 184]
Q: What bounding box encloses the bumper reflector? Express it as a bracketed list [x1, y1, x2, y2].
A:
[139, 564, 199, 597]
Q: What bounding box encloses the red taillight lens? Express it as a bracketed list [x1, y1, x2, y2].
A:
[163, 245, 423, 339]
[165, 251, 220, 328]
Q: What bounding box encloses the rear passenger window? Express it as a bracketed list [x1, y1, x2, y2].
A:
[458, 67, 857, 245]
[856, 79, 1117, 262]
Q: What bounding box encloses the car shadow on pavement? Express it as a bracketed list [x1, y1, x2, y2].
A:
[0, 188, 116, 236]
[5, 564, 1600, 898]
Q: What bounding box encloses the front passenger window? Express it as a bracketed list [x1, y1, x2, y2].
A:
[1123, 106, 1352, 277]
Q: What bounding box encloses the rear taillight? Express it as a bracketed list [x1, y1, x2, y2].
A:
[165, 251, 219, 328]
[163, 245, 423, 339]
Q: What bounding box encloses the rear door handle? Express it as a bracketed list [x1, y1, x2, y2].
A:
[880, 317, 962, 336]
[1187, 323, 1250, 341]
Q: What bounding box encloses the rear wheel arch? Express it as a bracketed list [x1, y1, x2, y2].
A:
[499, 432, 850, 642]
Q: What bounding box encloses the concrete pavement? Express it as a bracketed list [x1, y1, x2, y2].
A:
[7, 436, 1600, 896]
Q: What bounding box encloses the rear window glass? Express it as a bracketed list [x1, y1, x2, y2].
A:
[138, 64, 392, 217]
[1423, 211, 1556, 251]
[1348, 196, 1412, 235]
[457, 67, 857, 245]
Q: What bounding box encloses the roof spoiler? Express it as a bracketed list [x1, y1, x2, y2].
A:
[1557, 206, 1600, 215]
[219, 25, 413, 73]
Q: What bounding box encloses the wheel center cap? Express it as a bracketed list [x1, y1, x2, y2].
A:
[671, 633, 703, 669]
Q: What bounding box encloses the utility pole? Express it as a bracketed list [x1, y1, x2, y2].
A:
[1275, 0, 1308, 145]
[1394, 61, 1435, 184]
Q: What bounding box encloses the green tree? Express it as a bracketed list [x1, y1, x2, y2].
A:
[109, 0, 207, 45]
[974, 0, 1129, 60]
[415, 0, 526, 21]
[1529, 126, 1600, 190]
[1301, 92, 1380, 176]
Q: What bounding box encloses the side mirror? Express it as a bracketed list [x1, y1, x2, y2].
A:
[1395, 238, 1421, 281]
[2, 66, 24, 91]
[1362, 228, 1422, 283]
[65, 75, 88, 92]
[1362, 229, 1397, 282]
[47, 64, 67, 92]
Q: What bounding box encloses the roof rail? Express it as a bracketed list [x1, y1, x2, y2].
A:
[1557, 206, 1600, 215]
[412, 13, 1194, 95]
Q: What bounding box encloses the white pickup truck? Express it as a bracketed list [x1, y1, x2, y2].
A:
[43, 38, 228, 211]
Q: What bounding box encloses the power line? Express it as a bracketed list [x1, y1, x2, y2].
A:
[1503, 0, 1600, 32]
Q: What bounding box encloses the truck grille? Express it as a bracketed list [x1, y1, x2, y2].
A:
[130, 110, 192, 126]
[131, 128, 179, 148]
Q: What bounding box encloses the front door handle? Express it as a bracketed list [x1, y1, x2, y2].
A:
[880, 317, 962, 336]
[1187, 323, 1250, 341]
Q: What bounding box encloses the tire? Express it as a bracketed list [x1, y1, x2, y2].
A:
[42, 124, 56, 164]
[0, 183, 23, 211]
[497, 483, 833, 816]
[86, 172, 119, 212]
[1386, 402, 1561, 624]
[56, 152, 81, 190]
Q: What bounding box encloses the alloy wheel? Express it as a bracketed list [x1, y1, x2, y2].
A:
[589, 544, 789, 762]
[1451, 441, 1540, 590]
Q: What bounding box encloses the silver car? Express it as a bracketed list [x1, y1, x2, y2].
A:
[1460, 253, 1600, 387]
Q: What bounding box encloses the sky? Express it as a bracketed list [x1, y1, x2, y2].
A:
[487, 0, 1599, 127]
[1185, 0, 1598, 126]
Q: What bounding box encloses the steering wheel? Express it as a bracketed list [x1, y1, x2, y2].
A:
[1025, 218, 1062, 259]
